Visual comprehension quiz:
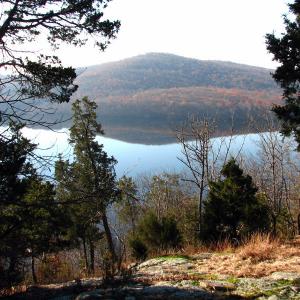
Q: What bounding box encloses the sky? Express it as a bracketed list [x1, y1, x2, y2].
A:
[31, 0, 294, 69]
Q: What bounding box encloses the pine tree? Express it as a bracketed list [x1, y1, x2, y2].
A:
[55, 97, 119, 270]
[0, 125, 70, 286]
[22, 178, 72, 283]
[202, 158, 270, 241]
[266, 0, 300, 149]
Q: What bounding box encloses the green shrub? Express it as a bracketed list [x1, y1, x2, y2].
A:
[129, 237, 148, 261]
[160, 217, 182, 249]
[137, 212, 182, 251]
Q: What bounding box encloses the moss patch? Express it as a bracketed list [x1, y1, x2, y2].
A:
[226, 276, 240, 284]
[273, 279, 293, 287]
[191, 280, 200, 286]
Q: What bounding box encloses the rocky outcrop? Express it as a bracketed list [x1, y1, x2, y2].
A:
[6, 255, 299, 299]
[74, 256, 300, 300]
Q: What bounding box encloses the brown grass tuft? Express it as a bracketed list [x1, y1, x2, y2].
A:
[238, 233, 280, 262]
[209, 238, 235, 253]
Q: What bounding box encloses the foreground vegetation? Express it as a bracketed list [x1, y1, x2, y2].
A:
[0, 97, 299, 293]
[1, 234, 299, 299]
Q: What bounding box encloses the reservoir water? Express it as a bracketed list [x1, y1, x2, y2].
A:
[17, 127, 267, 178]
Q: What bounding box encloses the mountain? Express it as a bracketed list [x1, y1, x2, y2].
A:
[64, 53, 282, 144]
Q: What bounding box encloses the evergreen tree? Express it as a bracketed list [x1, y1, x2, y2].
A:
[55, 97, 120, 269]
[0, 125, 34, 285]
[22, 179, 72, 283]
[0, 125, 70, 286]
[0, 125, 35, 239]
[202, 158, 270, 241]
[134, 211, 181, 251]
[266, 0, 300, 149]
[55, 156, 104, 274]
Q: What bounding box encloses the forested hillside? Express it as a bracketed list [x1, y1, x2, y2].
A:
[76, 53, 277, 95]
[63, 53, 282, 143]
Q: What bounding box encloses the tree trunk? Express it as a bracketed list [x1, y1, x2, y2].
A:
[8, 256, 17, 276]
[198, 146, 207, 238]
[89, 240, 95, 274]
[82, 238, 89, 274]
[31, 255, 37, 284]
[298, 213, 300, 235]
[271, 213, 277, 237]
[198, 189, 203, 236]
[102, 212, 117, 262]
[198, 164, 205, 237]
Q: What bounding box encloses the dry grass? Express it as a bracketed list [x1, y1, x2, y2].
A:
[178, 243, 206, 255]
[194, 250, 300, 278]
[209, 238, 235, 253]
[191, 233, 300, 278]
[238, 233, 280, 262]
[2, 234, 299, 297]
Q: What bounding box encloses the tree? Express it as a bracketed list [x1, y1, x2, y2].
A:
[129, 237, 148, 261]
[133, 211, 181, 252]
[116, 176, 140, 235]
[0, 0, 120, 128]
[139, 173, 198, 243]
[266, 0, 300, 149]
[246, 115, 299, 237]
[202, 158, 270, 242]
[0, 124, 35, 241]
[144, 173, 187, 220]
[55, 97, 119, 269]
[176, 116, 239, 236]
[22, 178, 72, 284]
[0, 125, 35, 285]
[0, 125, 71, 286]
[55, 155, 103, 275]
[176, 118, 214, 236]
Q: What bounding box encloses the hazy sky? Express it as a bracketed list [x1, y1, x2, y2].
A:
[54, 0, 292, 69]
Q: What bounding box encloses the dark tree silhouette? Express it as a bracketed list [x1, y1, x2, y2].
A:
[0, 125, 70, 286]
[0, 0, 120, 128]
[266, 0, 300, 149]
[202, 158, 270, 241]
[55, 97, 120, 269]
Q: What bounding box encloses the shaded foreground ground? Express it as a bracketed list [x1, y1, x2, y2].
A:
[2, 237, 300, 300]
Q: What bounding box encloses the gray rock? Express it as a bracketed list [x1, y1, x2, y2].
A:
[201, 280, 236, 291]
[138, 257, 191, 270]
[268, 272, 300, 281]
[171, 290, 212, 299]
[142, 285, 179, 295]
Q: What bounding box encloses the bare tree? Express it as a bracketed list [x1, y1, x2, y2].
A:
[247, 113, 300, 236]
[176, 115, 243, 236]
[176, 117, 212, 235]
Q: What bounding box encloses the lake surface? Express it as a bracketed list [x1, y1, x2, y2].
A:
[16, 127, 266, 178]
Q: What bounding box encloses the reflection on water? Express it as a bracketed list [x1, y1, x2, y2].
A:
[18, 127, 264, 177]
